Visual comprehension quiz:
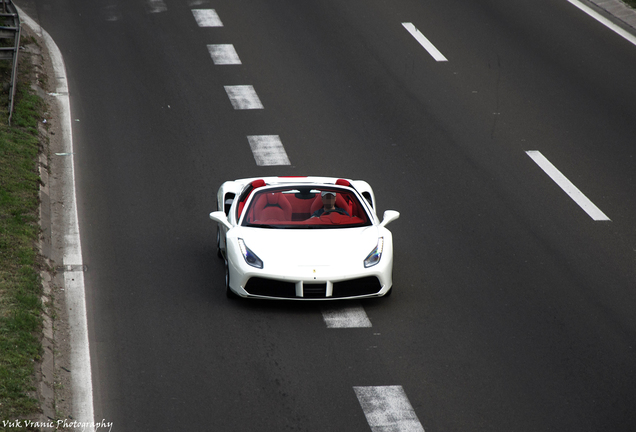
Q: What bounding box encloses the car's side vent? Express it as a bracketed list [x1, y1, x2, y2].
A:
[362, 192, 374, 209]
[224, 193, 235, 215]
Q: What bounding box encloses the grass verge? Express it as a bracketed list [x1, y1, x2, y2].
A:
[0, 36, 46, 426]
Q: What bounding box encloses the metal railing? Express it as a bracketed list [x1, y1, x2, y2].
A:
[0, 0, 20, 125]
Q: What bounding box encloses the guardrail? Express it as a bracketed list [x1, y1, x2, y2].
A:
[0, 0, 20, 125]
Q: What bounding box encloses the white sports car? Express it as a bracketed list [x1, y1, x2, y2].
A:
[209, 176, 399, 300]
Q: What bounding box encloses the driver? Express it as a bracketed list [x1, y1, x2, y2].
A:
[311, 191, 350, 218]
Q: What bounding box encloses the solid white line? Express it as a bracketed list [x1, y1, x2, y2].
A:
[567, 0, 636, 47]
[207, 44, 242, 65]
[354, 386, 425, 432]
[322, 303, 372, 328]
[224, 85, 264, 110]
[246, 135, 291, 166]
[192, 9, 223, 27]
[18, 8, 95, 427]
[526, 151, 610, 221]
[402, 22, 448, 61]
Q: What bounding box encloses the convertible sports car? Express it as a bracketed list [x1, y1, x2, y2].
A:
[209, 176, 399, 300]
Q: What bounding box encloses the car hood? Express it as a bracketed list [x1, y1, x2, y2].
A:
[232, 226, 381, 267]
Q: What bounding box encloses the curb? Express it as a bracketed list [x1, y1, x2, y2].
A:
[19, 13, 77, 432]
[589, 0, 636, 29]
[19, 4, 96, 427]
[22, 23, 68, 431]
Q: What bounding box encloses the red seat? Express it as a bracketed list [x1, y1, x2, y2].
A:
[253, 193, 293, 221]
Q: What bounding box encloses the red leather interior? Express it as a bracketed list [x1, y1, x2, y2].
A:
[253, 193, 293, 221]
[240, 187, 368, 226]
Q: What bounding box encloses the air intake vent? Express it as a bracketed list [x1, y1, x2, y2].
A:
[332, 277, 381, 297]
[303, 283, 327, 298]
[245, 278, 296, 298]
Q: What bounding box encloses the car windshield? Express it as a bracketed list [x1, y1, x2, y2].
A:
[240, 186, 372, 228]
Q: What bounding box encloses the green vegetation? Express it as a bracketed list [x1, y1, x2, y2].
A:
[0, 36, 46, 424]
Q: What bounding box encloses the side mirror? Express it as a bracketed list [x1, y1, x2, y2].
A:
[209, 211, 233, 230]
[379, 210, 400, 228]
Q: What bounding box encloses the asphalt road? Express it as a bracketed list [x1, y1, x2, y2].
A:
[19, 0, 636, 430]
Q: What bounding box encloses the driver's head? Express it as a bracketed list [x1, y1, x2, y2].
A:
[321, 191, 336, 201]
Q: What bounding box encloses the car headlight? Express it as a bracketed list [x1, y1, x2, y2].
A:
[238, 238, 264, 269]
[364, 237, 384, 268]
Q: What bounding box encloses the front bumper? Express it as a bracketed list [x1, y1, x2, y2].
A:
[227, 252, 393, 300]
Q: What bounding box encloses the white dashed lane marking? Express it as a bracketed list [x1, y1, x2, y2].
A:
[526, 150, 610, 221]
[322, 302, 372, 328]
[208, 44, 242, 65]
[192, 9, 223, 27]
[224, 85, 264, 110]
[354, 386, 425, 432]
[402, 22, 447, 62]
[101, 5, 122, 22]
[200, 10, 290, 165]
[247, 135, 291, 166]
[146, 0, 167, 14]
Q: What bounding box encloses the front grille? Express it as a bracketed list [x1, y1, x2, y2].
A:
[244, 277, 296, 298]
[303, 283, 327, 298]
[332, 276, 382, 298]
[244, 277, 382, 299]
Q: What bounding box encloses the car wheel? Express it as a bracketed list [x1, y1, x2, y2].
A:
[225, 260, 238, 299]
[216, 228, 223, 259]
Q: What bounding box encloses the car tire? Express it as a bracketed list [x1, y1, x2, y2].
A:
[384, 286, 393, 297]
[225, 260, 238, 299]
[216, 228, 223, 259]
